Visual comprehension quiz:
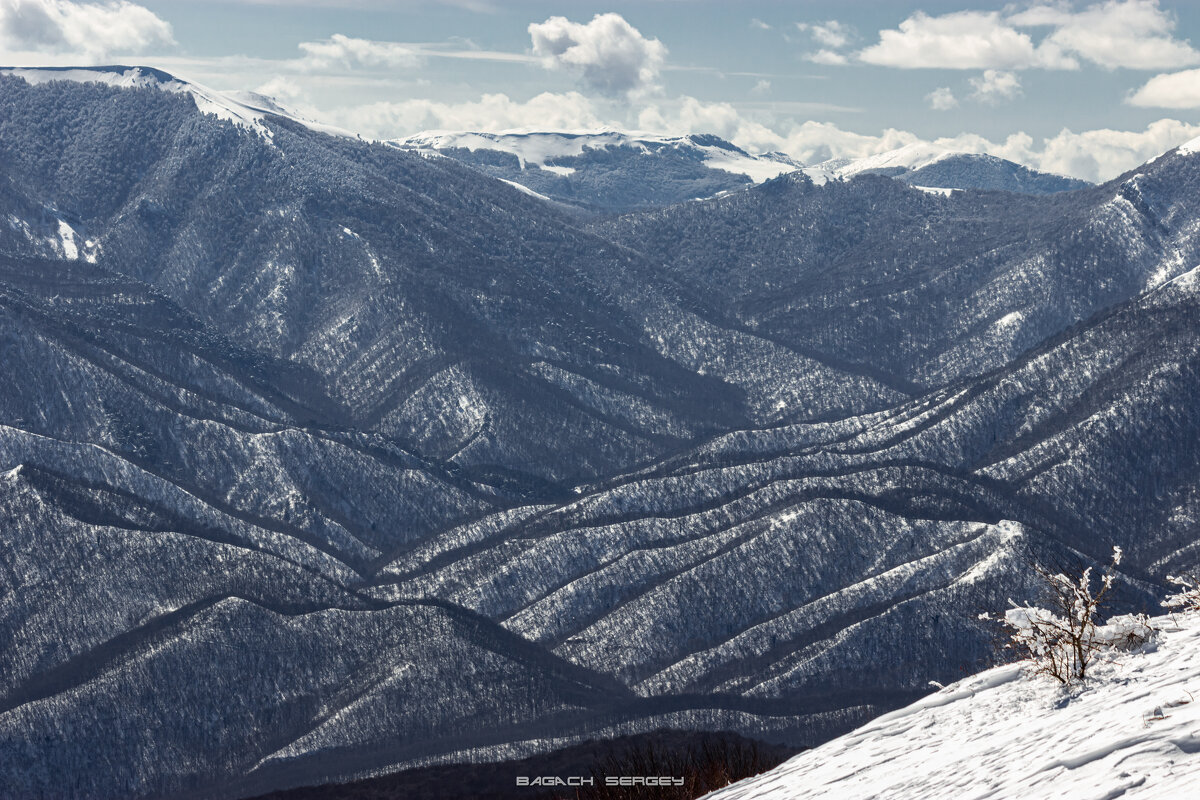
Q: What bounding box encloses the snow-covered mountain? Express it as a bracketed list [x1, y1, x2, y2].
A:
[1, 66, 1199, 799]
[0, 64, 356, 140]
[399, 133, 1087, 209]
[392, 130, 801, 210]
[705, 611, 1200, 799]
[806, 143, 1090, 194]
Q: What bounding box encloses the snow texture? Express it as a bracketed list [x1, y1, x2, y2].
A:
[0, 65, 357, 140]
[397, 130, 797, 182]
[1, 70, 1199, 797]
[706, 613, 1200, 800]
[807, 146, 1088, 194]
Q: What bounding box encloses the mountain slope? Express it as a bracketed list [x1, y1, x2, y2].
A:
[2, 66, 1200, 799]
[371, 263, 1200, 733]
[899, 153, 1090, 194]
[807, 144, 1090, 194]
[594, 150, 1198, 396]
[393, 131, 800, 211]
[704, 612, 1200, 800]
[0, 69, 806, 486]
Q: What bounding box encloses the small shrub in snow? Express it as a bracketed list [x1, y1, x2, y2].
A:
[1162, 574, 1200, 613]
[1093, 613, 1156, 651]
[984, 547, 1143, 685]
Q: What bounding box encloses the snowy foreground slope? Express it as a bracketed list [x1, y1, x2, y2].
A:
[705, 614, 1200, 800]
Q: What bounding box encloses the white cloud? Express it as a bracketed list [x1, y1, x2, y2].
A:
[926, 87, 958, 110]
[771, 122, 919, 166]
[797, 20, 851, 50]
[0, 0, 173, 61]
[857, 1, 1197, 72]
[528, 13, 666, 97]
[858, 10, 1075, 70]
[773, 118, 1200, 183]
[750, 18, 770, 32]
[1010, 0, 1200, 70]
[255, 75, 304, 101]
[969, 69, 1022, 103]
[297, 34, 419, 70]
[334, 91, 609, 139]
[1129, 67, 1200, 107]
[634, 96, 788, 156]
[807, 50, 848, 66]
[796, 20, 853, 64]
[750, 78, 771, 96]
[285, 36, 537, 76]
[1030, 119, 1200, 180]
[210, 0, 496, 7]
[292, 82, 1198, 183]
[629, 97, 1198, 182]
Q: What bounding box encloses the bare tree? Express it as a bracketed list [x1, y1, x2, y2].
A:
[986, 547, 1124, 685]
[1163, 573, 1200, 613]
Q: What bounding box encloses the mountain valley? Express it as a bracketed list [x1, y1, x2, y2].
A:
[0, 66, 1197, 798]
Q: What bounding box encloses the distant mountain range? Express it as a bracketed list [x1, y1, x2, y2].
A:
[395, 130, 1090, 211]
[0, 65, 1194, 800]
[392, 130, 802, 211]
[805, 142, 1092, 195]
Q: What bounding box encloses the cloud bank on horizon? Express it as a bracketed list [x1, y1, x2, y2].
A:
[2, 0, 1200, 182]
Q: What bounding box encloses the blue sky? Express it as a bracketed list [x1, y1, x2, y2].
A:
[4, 0, 1200, 181]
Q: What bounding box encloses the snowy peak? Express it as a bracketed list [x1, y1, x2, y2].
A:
[0, 65, 353, 140]
[0, 64, 178, 89]
[706, 613, 1200, 800]
[1178, 133, 1200, 156]
[807, 145, 1089, 194]
[1, 66, 273, 134]
[394, 131, 1085, 203]
[826, 142, 964, 178]
[899, 153, 1090, 194]
[391, 130, 800, 210]
[395, 129, 797, 182]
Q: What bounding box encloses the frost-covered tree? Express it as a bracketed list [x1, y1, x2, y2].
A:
[1163, 574, 1200, 613]
[984, 547, 1152, 685]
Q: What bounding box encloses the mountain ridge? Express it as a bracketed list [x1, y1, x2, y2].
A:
[1, 67, 1198, 799]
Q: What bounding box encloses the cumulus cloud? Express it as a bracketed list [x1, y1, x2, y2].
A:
[774, 118, 1200, 183]
[750, 18, 770, 32]
[313, 81, 1198, 184]
[969, 69, 1022, 103]
[629, 94, 1199, 182]
[926, 87, 958, 110]
[856, 1, 1197, 71]
[335, 91, 609, 139]
[0, 0, 173, 60]
[297, 34, 419, 70]
[633, 96, 790, 157]
[770, 121, 923, 166]
[858, 10, 1074, 70]
[1010, 0, 1200, 70]
[1129, 67, 1200, 107]
[255, 75, 304, 101]
[796, 19, 854, 64]
[1028, 119, 1200, 179]
[797, 20, 852, 50]
[807, 49, 849, 66]
[528, 13, 666, 97]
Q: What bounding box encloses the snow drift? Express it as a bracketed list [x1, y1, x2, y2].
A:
[705, 612, 1200, 800]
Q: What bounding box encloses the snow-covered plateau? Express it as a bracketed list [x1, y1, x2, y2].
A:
[706, 612, 1200, 800]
